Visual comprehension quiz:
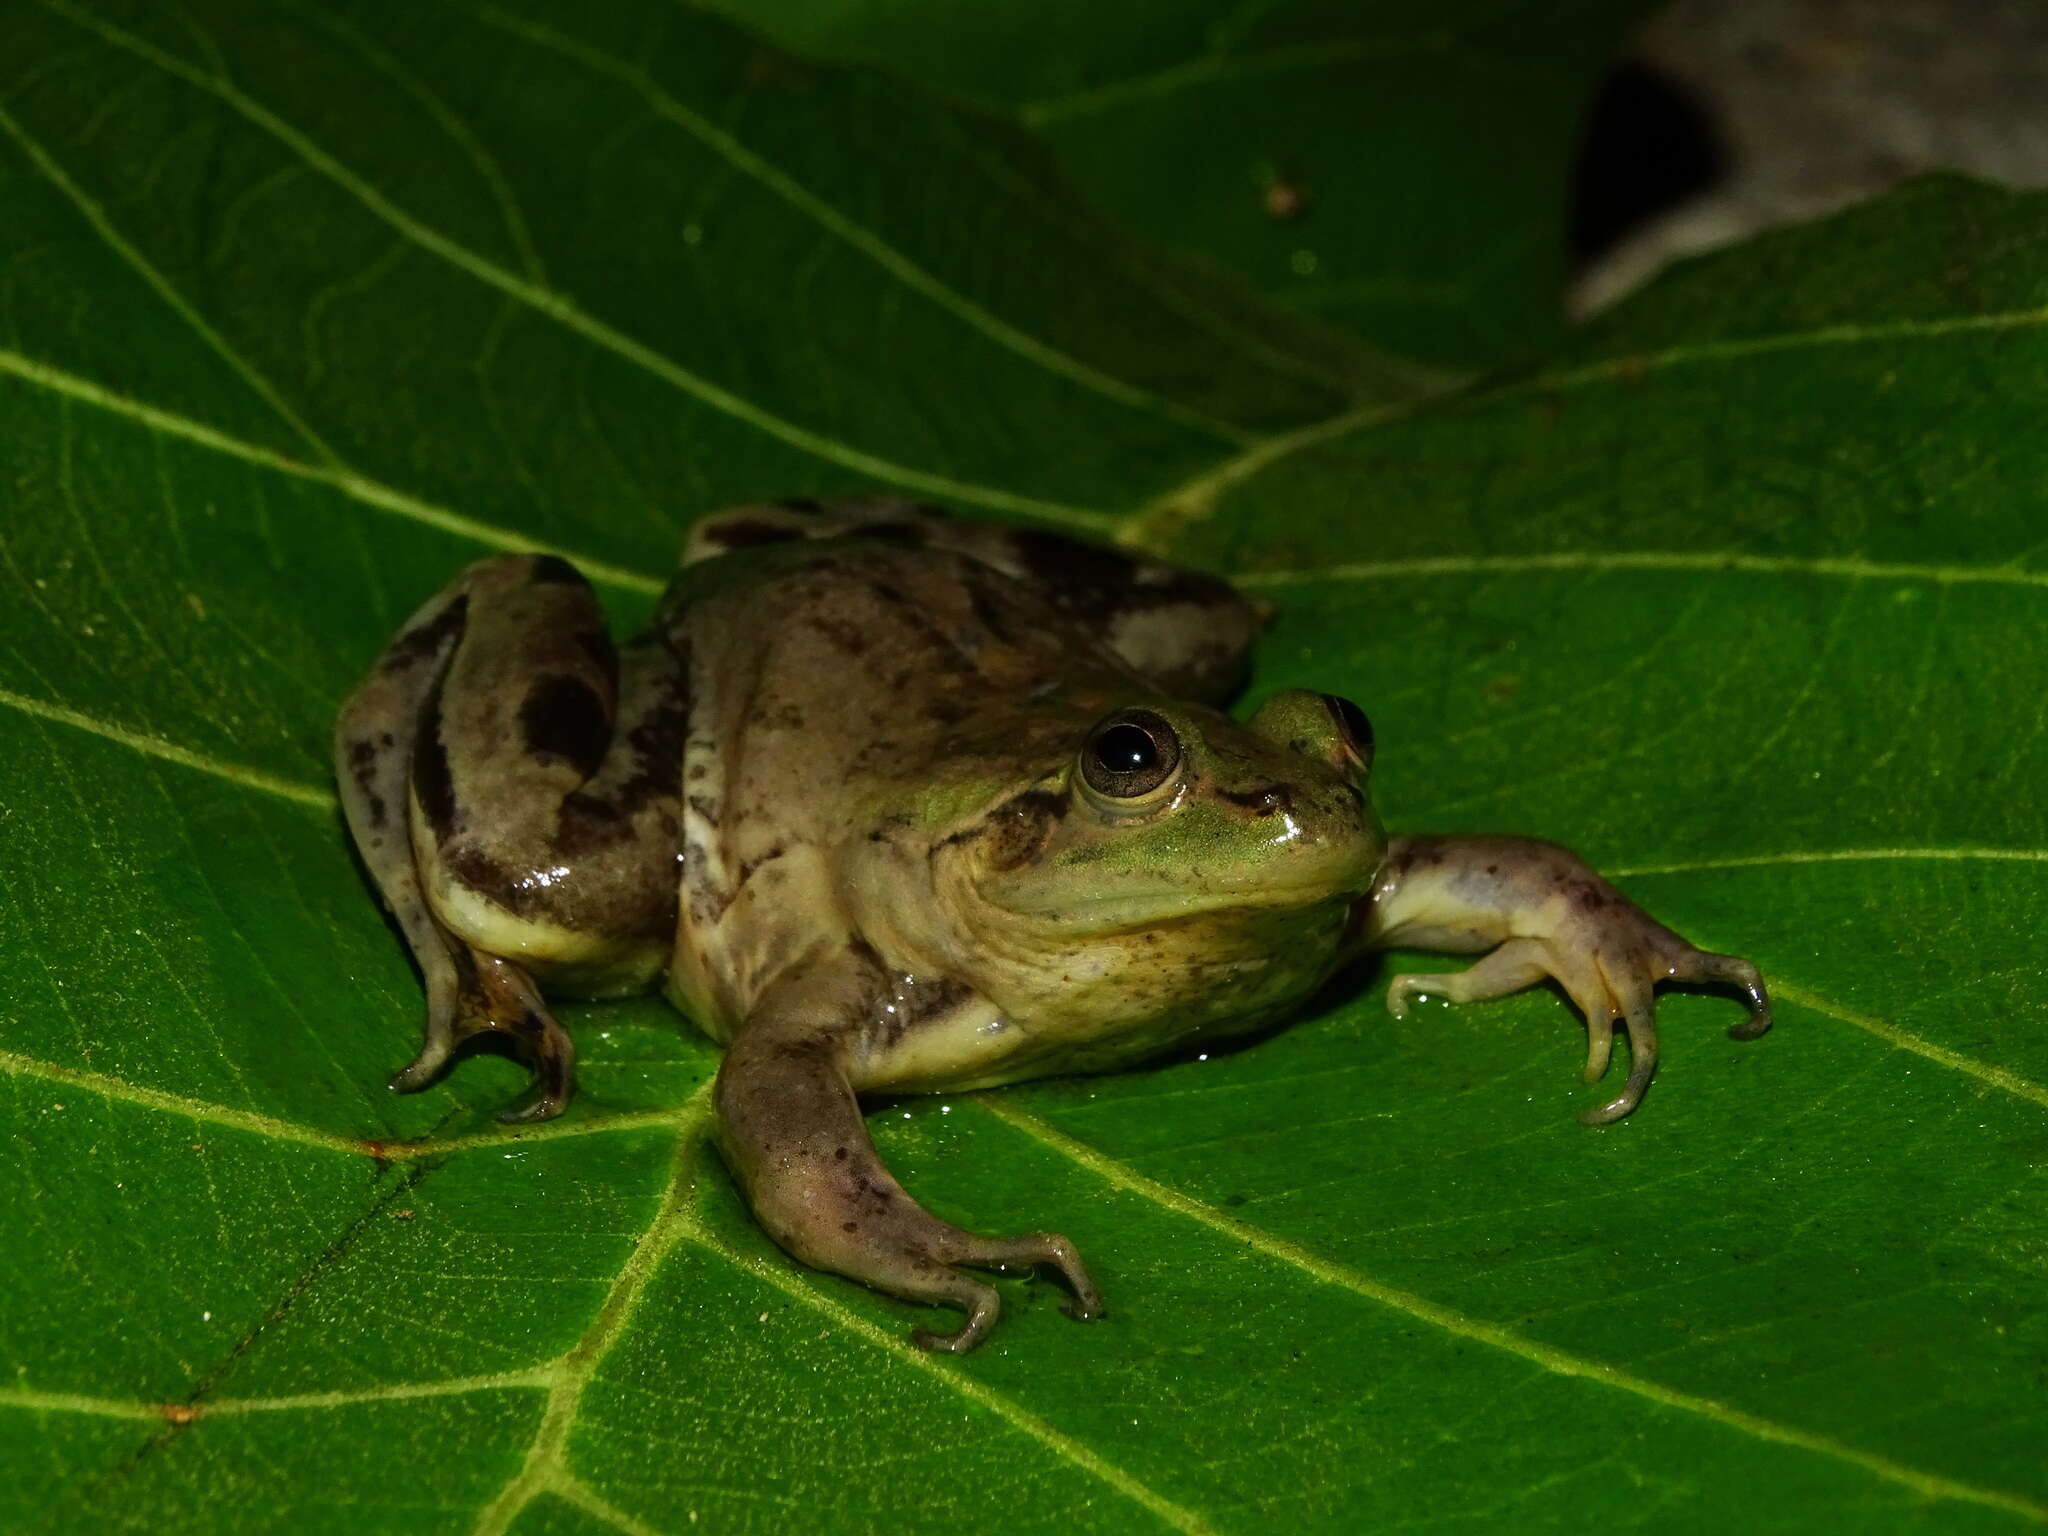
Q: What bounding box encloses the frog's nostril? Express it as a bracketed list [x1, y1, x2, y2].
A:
[1322, 694, 1374, 769]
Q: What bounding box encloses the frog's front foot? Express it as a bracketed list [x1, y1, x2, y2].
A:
[1389, 926, 1769, 1124]
[1372, 837, 1769, 1125]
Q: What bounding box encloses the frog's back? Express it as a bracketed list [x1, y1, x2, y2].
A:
[670, 499, 1266, 702]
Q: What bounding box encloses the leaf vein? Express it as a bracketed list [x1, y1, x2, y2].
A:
[1126, 306, 2048, 545]
[1232, 551, 2048, 592]
[35, 0, 1117, 533]
[456, 0, 1255, 447]
[981, 1100, 2048, 1523]
[0, 94, 339, 467]
[0, 347, 665, 594]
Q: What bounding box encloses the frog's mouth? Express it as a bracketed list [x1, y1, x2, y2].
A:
[987, 852, 1383, 930]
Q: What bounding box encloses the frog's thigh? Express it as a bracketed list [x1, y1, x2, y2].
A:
[337, 556, 678, 1120]
[414, 559, 681, 986]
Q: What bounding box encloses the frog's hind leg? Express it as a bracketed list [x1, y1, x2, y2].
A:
[335, 556, 680, 1123]
[684, 498, 1268, 701]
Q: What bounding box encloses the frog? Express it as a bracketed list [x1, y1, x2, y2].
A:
[334, 499, 1771, 1352]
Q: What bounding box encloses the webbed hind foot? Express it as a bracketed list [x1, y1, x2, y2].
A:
[390, 947, 577, 1124]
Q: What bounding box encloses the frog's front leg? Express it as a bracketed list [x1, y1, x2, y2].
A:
[714, 958, 1102, 1352]
[1359, 835, 1770, 1124]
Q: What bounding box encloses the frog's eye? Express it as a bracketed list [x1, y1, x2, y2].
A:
[1080, 709, 1182, 801]
[1323, 693, 1374, 772]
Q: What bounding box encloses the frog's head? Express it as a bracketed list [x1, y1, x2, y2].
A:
[925, 689, 1385, 1047]
[974, 688, 1383, 923]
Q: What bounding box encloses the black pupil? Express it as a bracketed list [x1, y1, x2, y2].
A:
[1094, 722, 1159, 774]
[1327, 694, 1373, 752]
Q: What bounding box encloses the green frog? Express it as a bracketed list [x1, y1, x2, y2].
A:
[335, 501, 1770, 1351]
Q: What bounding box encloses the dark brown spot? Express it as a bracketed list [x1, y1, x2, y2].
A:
[521, 676, 610, 778]
[980, 788, 1068, 871]
[1217, 783, 1295, 818]
[444, 841, 526, 913]
[849, 520, 926, 547]
[897, 976, 972, 1030]
[552, 793, 628, 858]
[378, 595, 468, 677]
[529, 555, 584, 586]
[706, 518, 804, 550]
[1010, 529, 1237, 625]
[606, 663, 688, 817]
[834, 1146, 849, 1161]
[346, 738, 387, 826]
[687, 793, 720, 827]
[863, 576, 979, 675]
[413, 682, 458, 838]
[574, 626, 617, 674]
[736, 842, 786, 887]
[807, 613, 871, 657]
[961, 565, 1029, 648]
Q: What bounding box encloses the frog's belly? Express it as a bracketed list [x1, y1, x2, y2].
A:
[855, 999, 1287, 1095]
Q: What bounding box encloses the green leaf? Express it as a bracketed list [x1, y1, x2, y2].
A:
[702, 0, 1654, 370]
[0, 0, 2042, 1530]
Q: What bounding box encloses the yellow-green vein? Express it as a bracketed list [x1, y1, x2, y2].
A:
[0, 685, 335, 810]
[689, 1228, 1216, 1536]
[0, 98, 340, 470]
[0, 1371, 553, 1421]
[458, 0, 1256, 449]
[1611, 847, 2048, 877]
[37, 0, 1118, 535]
[1125, 305, 2048, 546]
[0, 1047, 368, 1155]
[1769, 979, 2048, 1112]
[295, 3, 549, 284]
[1119, 396, 1413, 550]
[1232, 550, 2048, 592]
[981, 1100, 2048, 1524]
[469, 1101, 715, 1536]
[0, 1042, 690, 1159]
[0, 348, 663, 595]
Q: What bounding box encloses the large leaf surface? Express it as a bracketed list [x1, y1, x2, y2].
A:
[706, 0, 1652, 370]
[0, 1, 2043, 1531]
